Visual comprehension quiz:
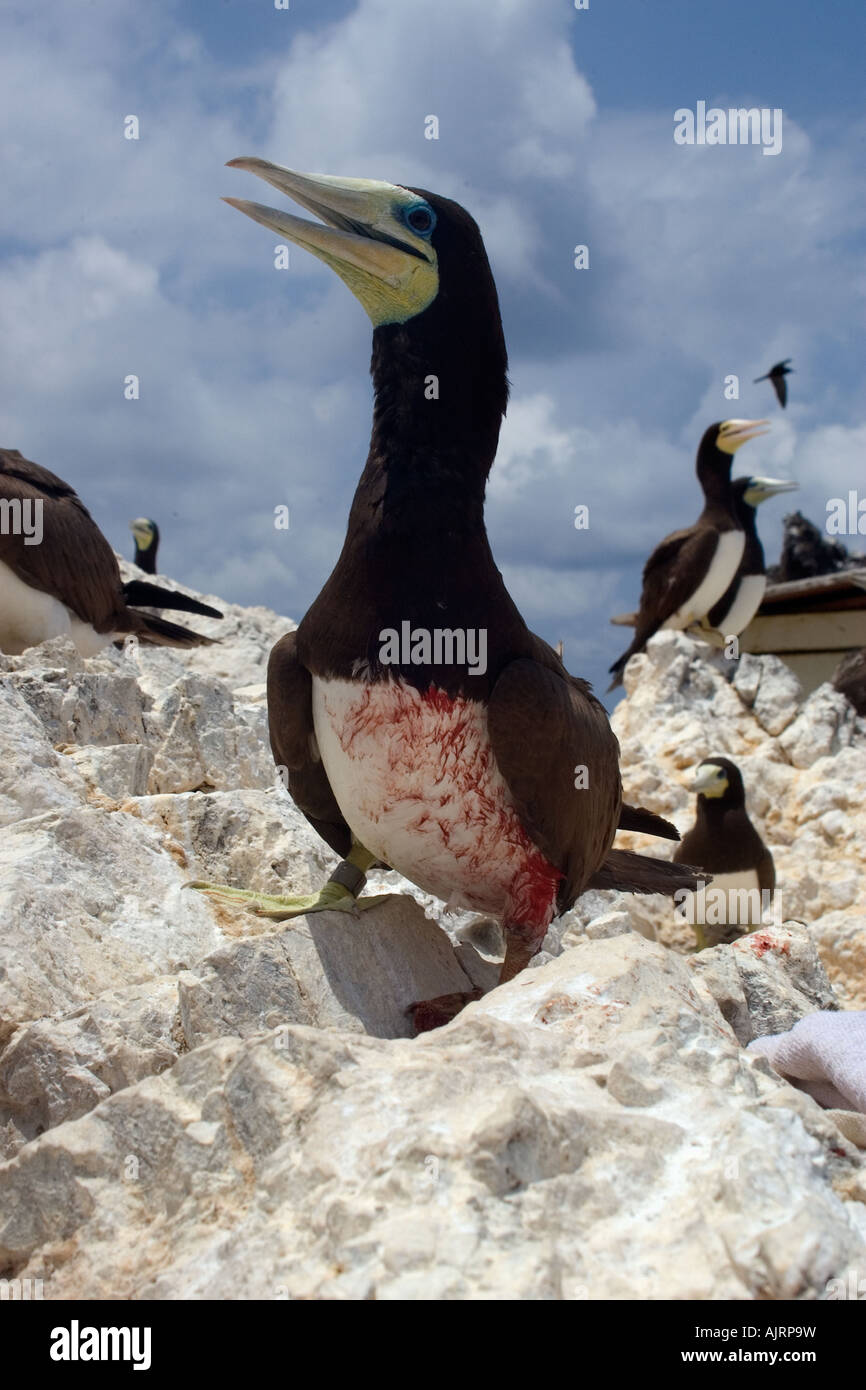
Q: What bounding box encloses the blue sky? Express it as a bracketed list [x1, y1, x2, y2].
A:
[2, 0, 864, 703]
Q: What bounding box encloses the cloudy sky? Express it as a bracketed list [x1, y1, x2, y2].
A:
[2, 0, 864, 704]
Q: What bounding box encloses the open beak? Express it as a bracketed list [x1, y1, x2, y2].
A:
[743, 476, 799, 505]
[223, 158, 439, 325]
[717, 419, 771, 452]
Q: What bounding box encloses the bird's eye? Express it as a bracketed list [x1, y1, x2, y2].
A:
[404, 204, 436, 236]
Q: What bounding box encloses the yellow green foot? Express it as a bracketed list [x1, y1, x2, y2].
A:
[185, 878, 391, 920]
[186, 842, 389, 920]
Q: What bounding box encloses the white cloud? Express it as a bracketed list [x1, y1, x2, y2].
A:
[0, 0, 863, 703]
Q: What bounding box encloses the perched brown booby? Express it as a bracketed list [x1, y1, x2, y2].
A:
[0, 448, 221, 655]
[607, 419, 769, 689]
[129, 518, 160, 573]
[691, 475, 798, 646]
[673, 758, 775, 950]
[190, 158, 704, 1030]
[754, 359, 793, 409]
[126, 514, 223, 621]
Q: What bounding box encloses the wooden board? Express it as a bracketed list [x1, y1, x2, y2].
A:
[741, 609, 866, 654]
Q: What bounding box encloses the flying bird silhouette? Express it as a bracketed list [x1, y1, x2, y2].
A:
[754, 359, 793, 409]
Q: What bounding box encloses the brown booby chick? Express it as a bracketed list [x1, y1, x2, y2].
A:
[0, 448, 219, 655]
[607, 419, 769, 689]
[673, 757, 775, 950]
[190, 158, 704, 1030]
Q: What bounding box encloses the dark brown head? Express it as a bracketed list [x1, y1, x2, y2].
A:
[691, 756, 746, 808]
[222, 161, 508, 469]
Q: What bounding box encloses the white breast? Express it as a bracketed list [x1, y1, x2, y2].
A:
[665, 529, 745, 629]
[311, 676, 560, 924]
[711, 573, 766, 638]
[682, 868, 769, 928]
[0, 558, 111, 657]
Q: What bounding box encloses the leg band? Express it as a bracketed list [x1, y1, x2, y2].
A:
[328, 861, 367, 896]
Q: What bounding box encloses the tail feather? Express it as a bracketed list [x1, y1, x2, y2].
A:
[123, 579, 223, 620]
[587, 849, 710, 896]
[608, 623, 661, 692]
[606, 642, 638, 692]
[128, 611, 217, 648]
[618, 803, 680, 841]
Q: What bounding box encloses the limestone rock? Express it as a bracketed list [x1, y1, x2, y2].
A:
[689, 922, 839, 1046]
[0, 931, 862, 1301]
[612, 631, 866, 1008]
[2, 591, 864, 1301]
[143, 673, 272, 794]
[179, 895, 498, 1048]
[0, 676, 86, 826]
[0, 803, 220, 1044]
[734, 653, 802, 736]
[0, 979, 180, 1158]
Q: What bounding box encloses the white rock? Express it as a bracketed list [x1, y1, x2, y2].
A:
[0, 804, 220, 1042]
[1, 589, 864, 1300]
[689, 922, 838, 1045]
[179, 895, 497, 1048]
[0, 932, 862, 1301]
[612, 632, 866, 1008]
[0, 979, 179, 1158]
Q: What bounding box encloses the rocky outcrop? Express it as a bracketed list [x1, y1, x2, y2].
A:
[1, 925, 864, 1301]
[1, 611, 864, 1299]
[609, 632, 866, 1010]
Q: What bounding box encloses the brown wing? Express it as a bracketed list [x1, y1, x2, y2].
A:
[267, 631, 354, 859]
[618, 803, 680, 840]
[635, 524, 721, 642]
[609, 525, 721, 686]
[757, 848, 775, 896]
[0, 448, 128, 632]
[487, 658, 622, 912]
[587, 848, 707, 895]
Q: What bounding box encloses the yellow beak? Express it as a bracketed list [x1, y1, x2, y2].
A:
[224, 158, 439, 325]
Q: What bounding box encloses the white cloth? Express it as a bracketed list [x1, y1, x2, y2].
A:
[748, 1011, 866, 1114]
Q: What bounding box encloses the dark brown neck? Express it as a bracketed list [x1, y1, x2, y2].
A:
[696, 451, 737, 527]
[345, 311, 507, 544]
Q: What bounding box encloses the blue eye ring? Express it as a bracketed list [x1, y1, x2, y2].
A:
[402, 203, 436, 237]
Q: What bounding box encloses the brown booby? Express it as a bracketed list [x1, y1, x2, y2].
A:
[126, 514, 224, 622]
[129, 518, 160, 573]
[0, 448, 221, 655]
[190, 158, 704, 1030]
[607, 419, 769, 689]
[691, 475, 798, 646]
[673, 757, 775, 950]
[754, 359, 793, 409]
